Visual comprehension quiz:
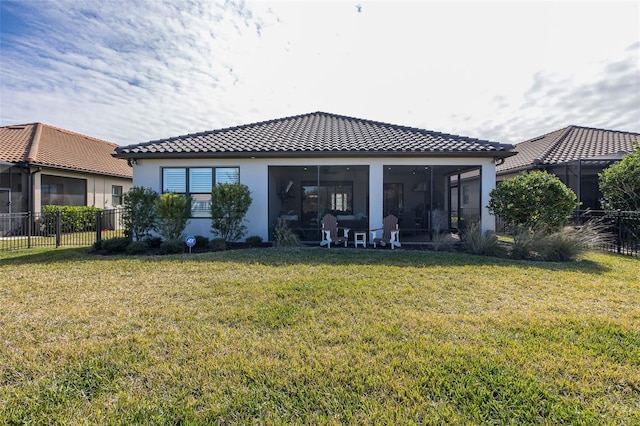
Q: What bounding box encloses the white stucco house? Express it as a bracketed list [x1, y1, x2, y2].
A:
[114, 112, 515, 243]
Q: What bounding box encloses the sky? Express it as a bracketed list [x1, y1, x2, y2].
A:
[0, 0, 638, 146]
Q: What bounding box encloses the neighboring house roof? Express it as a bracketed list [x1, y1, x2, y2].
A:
[115, 111, 514, 159]
[498, 125, 640, 174]
[0, 123, 132, 179]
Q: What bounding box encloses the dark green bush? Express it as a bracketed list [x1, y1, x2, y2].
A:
[194, 235, 210, 248]
[208, 238, 227, 251]
[245, 235, 263, 247]
[41, 205, 100, 233]
[160, 239, 184, 254]
[155, 193, 190, 240]
[210, 183, 252, 242]
[122, 187, 159, 240]
[125, 240, 150, 255]
[143, 236, 163, 248]
[599, 144, 640, 211]
[102, 237, 132, 254]
[489, 171, 577, 233]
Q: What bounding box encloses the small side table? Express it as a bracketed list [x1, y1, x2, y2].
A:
[354, 231, 367, 248]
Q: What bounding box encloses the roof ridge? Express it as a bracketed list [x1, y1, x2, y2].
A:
[565, 124, 640, 136]
[533, 125, 574, 164]
[27, 123, 42, 162]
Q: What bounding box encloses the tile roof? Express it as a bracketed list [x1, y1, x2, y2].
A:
[115, 111, 514, 159]
[0, 123, 132, 179]
[498, 125, 640, 174]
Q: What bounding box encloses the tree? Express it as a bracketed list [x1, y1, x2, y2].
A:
[488, 171, 578, 232]
[155, 193, 190, 240]
[210, 183, 252, 242]
[599, 144, 640, 211]
[122, 186, 159, 240]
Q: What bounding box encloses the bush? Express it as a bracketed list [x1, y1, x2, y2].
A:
[599, 144, 640, 211]
[41, 205, 100, 233]
[462, 223, 502, 256]
[125, 240, 150, 255]
[245, 235, 263, 247]
[540, 222, 607, 262]
[210, 183, 252, 242]
[430, 231, 458, 252]
[102, 237, 131, 254]
[122, 187, 158, 240]
[194, 235, 210, 248]
[208, 238, 227, 251]
[489, 171, 578, 233]
[273, 218, 302, 248]
[510, 221, 606, 262]
[155, 193, 190, 240]
[143, 236, 163, 248]
[160, 239, 184, 255]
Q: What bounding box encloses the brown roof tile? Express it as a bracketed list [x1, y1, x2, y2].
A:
[498, 125, 640, 174]
[0, 123, 132, 179]
[115, 111, 514, 158]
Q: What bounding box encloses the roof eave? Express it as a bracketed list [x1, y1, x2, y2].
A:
[114, 150, 516, 160]
[27, 162, 132, 180]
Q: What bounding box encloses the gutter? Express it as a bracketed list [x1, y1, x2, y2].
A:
[114, 149, 518, 161]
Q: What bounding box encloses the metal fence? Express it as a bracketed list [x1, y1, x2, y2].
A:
[497, 210, 639, 257]
[569, 210, 640, 256]
[0, 208, 125, 251]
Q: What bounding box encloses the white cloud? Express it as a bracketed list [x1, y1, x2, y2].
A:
[1, 0, 638, 145]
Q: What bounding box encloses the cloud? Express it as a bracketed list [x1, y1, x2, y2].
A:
[471, 42, 640, 144]
[1, 1, 639, 146]
[1, 0, 269, 143]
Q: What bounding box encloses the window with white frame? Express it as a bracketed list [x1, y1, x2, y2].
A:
[162, 167, 239, 217]
[112, 185, 123, 206]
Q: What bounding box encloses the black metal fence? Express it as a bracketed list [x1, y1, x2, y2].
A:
[0, 208, 125, 251]
[497, 210, 639, 257]
[569, 210, 640, 256]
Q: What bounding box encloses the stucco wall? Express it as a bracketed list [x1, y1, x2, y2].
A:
[131, 156, 498, 241]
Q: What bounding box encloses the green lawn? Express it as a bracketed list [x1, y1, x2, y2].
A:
[1, 247, 638, 424]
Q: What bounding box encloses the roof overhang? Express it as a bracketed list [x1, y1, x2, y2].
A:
[114, 150, 517, 160]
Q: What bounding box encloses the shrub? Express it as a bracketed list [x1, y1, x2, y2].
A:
[125, 240, 150, 255]
[210, 183, 252, 242]
[143, 236, 163, 248]
[41, 205, 100, 233]
[489, 171, 578, 233]
[540, 222, 607, 262]
[160, 239, 184, 255]
[102, 237, 131, 254]
[510, 221, 606, 262]
[194, 235, 210, 248]
[511, 229, 543, 260]
[273, 218, 302, 248]
[246, 235, 263, 247]
[155, 193, 190, 240]
[462, 222, 502, 256]
[208, 238, 227, 251]
[122, 187, 159, 240]
[430, 231, 458, 252]
[599, 144, 640, 211]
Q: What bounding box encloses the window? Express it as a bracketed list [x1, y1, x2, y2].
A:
[302, 181, 353, 217]
[41, 175, 86, 206]
[112, 185, 123, 206]
[162, 167, 240, 217]
[462, 185, 470, 205]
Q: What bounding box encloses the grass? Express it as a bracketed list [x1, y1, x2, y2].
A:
[1, 247, 639, 424]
